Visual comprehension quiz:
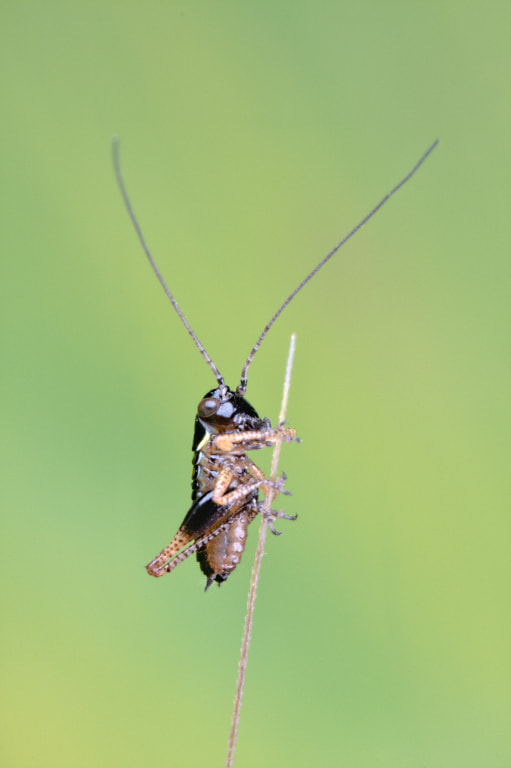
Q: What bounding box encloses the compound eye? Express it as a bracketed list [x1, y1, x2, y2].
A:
[198, 398, 220, 418]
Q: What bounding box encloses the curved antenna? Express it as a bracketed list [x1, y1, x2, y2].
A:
[112, 138, 225, 389]
[237, 139, 439, 395]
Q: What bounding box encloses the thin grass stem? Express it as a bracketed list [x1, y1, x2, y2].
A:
[225, 333, 297, 768]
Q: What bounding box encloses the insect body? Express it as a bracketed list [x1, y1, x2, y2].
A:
[112, 138, 438, 589]
[146, 386, 297, 589]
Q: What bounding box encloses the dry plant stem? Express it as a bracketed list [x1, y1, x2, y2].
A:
[225, 333, 296, 768]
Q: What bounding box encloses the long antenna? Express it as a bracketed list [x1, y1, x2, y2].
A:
[237, 139, 439, 395]
[112, 137, 226, 389]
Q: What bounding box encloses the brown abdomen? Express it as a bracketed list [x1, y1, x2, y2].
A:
[197, 507, 257, 590]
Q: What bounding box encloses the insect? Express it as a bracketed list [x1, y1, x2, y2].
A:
[112, 138, 438, 589]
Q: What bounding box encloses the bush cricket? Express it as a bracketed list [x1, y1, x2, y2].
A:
[112, 139, 438, 589]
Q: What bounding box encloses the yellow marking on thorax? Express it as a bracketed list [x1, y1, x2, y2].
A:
[196, 431, 210, 451]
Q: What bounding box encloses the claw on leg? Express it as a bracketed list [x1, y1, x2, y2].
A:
[262, 507, 298, 536]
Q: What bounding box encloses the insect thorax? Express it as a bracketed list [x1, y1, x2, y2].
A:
[191, 386, 265, 502]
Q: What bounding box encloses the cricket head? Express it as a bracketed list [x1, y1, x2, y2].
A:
[192, 386, 262, 450]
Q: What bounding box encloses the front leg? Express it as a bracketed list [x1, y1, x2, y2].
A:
[214, 425, 298, 452]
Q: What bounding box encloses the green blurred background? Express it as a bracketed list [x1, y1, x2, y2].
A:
[1, 3, 509, 766]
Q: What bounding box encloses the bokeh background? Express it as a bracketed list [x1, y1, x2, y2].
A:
[2, 3, 509, 767]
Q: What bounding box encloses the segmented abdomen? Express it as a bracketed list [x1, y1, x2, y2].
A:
[196, 503, 258, 590]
